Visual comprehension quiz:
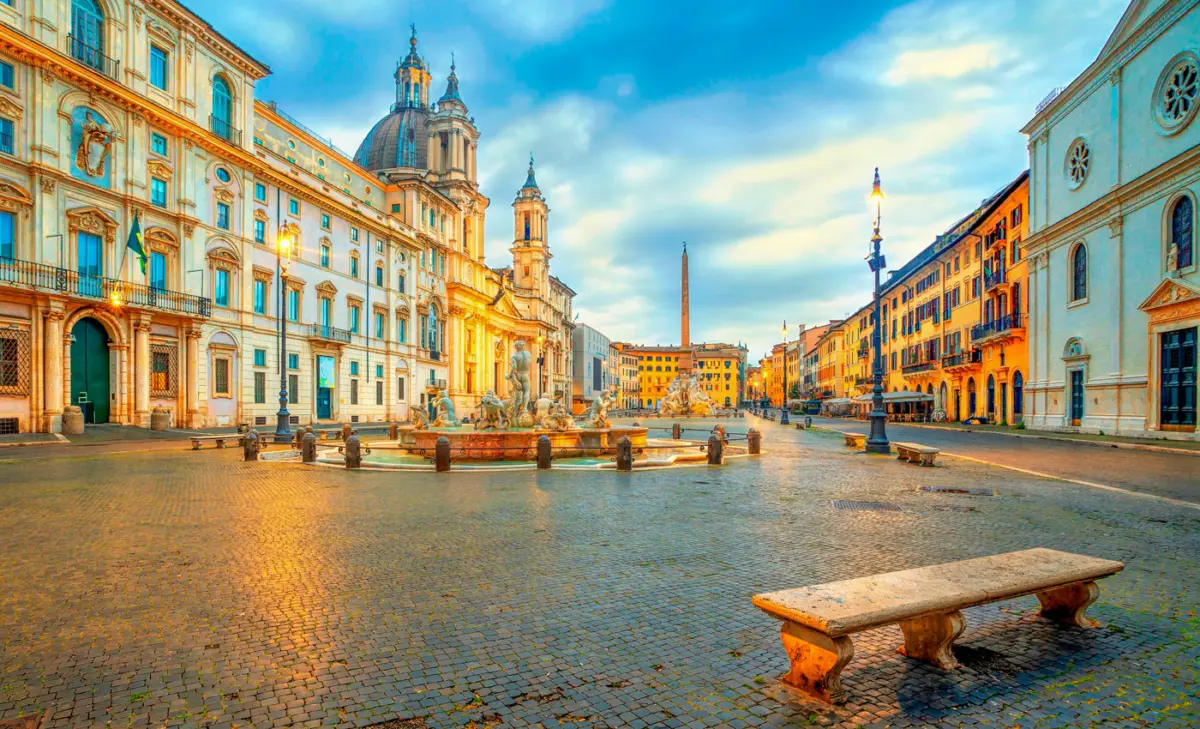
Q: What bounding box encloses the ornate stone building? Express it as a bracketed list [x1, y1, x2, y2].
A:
[0, 2, 573, 433]
[1021, 0, 1198, 438]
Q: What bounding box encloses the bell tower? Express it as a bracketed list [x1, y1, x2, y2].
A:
[511, 155, 550, 295]
[429, 54, 479, 185]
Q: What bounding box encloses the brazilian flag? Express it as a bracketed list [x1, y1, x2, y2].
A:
[126, 213, 148, 276]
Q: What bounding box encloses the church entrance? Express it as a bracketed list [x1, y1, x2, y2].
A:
[70, 317, 110, 423]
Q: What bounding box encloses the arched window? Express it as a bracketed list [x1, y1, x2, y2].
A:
[987, 375, 996, 414]
[1171, 196, 1194, 270]
[1013, 371, 1024, 415]
[1071, 244, 1087, 302]
[967, 378, 977, 415]
[71, 0, 105, 66]
[212, 75, 233, 140]
[428, 307, 439, 353]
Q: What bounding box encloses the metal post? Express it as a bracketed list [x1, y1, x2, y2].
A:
[616, 436, 632, 472]
[243, 430, 259, 461]
[536, 435, 552, 469]
[866, 168, 891, 454]
[435, 436, 451, 472]
[706, 434, 723, 465]
[301, 431, 317, 463]
[273, 188, 292, 444]
[672, 422, 681, 440]
[747, 428, 761, 455]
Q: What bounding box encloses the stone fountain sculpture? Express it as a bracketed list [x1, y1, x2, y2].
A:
[507, 340, 535, 428]
[410, 407, 429, 430]
[585, 386, 618, 429]
[432, 389, 458, 427]
[541, 396, 576, 431]
[658, 374, 714, 417]
[474, 389, 511, 431]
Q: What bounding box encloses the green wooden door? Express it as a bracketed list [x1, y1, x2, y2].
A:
[70, 318, 110, 423]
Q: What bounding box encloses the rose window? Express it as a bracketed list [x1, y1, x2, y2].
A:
[1155, 53, 1199, 134]
[1066, 139, 1090, 189]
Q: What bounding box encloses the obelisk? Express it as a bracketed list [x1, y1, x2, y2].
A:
[680, 243, 692, 374]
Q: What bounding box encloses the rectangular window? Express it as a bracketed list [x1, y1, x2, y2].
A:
[351, 228, 359, 242]
[0, 61, 12, 89]
[349, 306, 360, 333]
[151, 132, 168, 156]
[350, 257, 359, 278]
[398, 318, 406, 343]
[376, 379, 383, 405]
[255, 182, 266, 201]
[288, 353, 299, 370]
[214, 358, 230, 396]
[321, 213, 331, 230]
[150, 177, 167, 207]
[288, 373, 299, 404]
[375, 311, 384, 338]
[320, 245, 330, 268]
[375, 364, 383, 379]
[350, 379, 358, 405]
[398, 273, 406, 293]
[320, 298, 331, 326]
[254, 219, 265, 243]
[149, 45, 168, 90]
[217, 202, 230, 230]
[151, 350, 169, 392]
[0, 211, 13, 259]
[253, 279, 266, 314]
[375, 266, 383, 286]
[350, 361, 359, 376]
[397, 377, 405, 401]
[254, 371, 266, 403]
[289, 198, 299, 216]
[215, 269, 230, 307]
[254, 348, 266, 367]
[0, 118, 13, 155]
[149, 251, 166, 290]
[287, 288, 299, 321]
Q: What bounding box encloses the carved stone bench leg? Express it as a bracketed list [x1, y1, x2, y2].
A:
[920, 453, 936, 467]
[1037, 581, 1099, 628]
[897, 610, 965, 670]
[778, 620, 854, 704]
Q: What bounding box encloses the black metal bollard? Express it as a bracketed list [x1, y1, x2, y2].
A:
[344, 432, 363, 469]
[616, 436, 633, 472]
[435, 436, 451, 472]
[243, 430, 259, 461]
[537, 435, 552, 469]
[747, 428, 761, 455]
[672, 423, 681, 440]
[302, 432, 317, 463]
[805, 416, 813, 428]
[389, 422, 398, 440]
[707, 434, 723, 465]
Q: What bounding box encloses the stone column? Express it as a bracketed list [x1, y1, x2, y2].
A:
[42, 308, 65, 433]
[186, 328, 201, 427]
[134, 320, 151, 427]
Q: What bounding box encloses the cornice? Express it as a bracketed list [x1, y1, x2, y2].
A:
[143, 0, 271, 79]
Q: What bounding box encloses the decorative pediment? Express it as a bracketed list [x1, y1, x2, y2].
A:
[1138, 277, 1200, 323]
[144, 226, 178, 250]
[346, 293, 364, 305]
[253, 208, 269, 222]
[205, 238, 240, 267]
[251, 265, 274, 282]
[207, 248, 239, 268]
[315, 280, 338, 297]
[148, 159, 173, 179]
[145, 16, 178, 43]
[0, 95, 23, 120]
[0, 180, 33, 210]
[213, 187, 234, 203]
[66, 205, 119, 244]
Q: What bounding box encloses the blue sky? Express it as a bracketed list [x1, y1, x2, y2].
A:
[187, 0, 1129, 359]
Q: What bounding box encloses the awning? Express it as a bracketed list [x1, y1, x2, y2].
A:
[853, 392, 935, 404]
[822, 397, 854, 406]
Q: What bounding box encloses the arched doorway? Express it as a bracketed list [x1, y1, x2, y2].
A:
[967, 378, 976, 416]
[70, 317, 110, 423]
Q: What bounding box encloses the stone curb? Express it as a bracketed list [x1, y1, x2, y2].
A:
[895, 421, 1200, 458]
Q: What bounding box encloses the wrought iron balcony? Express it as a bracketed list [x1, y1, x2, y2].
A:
[857, 347, 869, 359]
[902, 360, 938, 375]
[972, 313, 1025, 343]
[941, 349, 982, 369]
[425, 378, 448, 390]
[209, 115, 242, 145]
[0, 257, 210, 316]
[308, 323, 351, 343]
[984, 267, 1008, 291]
[68, 35, 120, 80]
[855, 375, 875, 387]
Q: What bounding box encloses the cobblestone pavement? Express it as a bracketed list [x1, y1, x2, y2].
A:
[804, 415, 1200, 504]
[1, 420, 1198, 729]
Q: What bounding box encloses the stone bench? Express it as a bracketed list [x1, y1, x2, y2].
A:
[752, 548, 1123, 704]
[840, 431, 865, 448]
[190, 435, 230, 450]
[894, 441, 938, 466]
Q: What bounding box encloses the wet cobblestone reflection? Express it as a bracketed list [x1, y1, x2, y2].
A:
[0, 420, 1197, 728]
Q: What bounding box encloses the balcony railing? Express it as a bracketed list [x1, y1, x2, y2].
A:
[902, 360, 937, 374]
[855, 375, 875, 387]
[941, 349, 982, 368]
[857, 348, 869, 359]
[428, 350, 441, 362]
[0, 257, 210, 316]
[68, 35, 120, 80]
[209, 115, 242, 146]
[972, 313, 1025, 342]
[308, 323, 352, 343]
[984, 267, 1008, 291]
[425, 378, 448, 390]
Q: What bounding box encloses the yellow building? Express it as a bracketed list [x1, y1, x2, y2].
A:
[630, 345, 687, 409]
[841, 305, 875, 399]
[693, 343, 745, 408]
[815, 322, 847, 399]
[746, 366, 763, 403]
[877, 171, 1029, 421]
[610, 342, 641, 410]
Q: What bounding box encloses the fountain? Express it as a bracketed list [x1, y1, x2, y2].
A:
[657, 373, 715, 417]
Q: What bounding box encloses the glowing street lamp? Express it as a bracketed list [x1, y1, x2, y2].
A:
[273, 223, 297, 443]
[865, 168, 890, 454]
[780, 321, 790, 424]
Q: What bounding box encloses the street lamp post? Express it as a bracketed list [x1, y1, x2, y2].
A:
[273, 223, 297, 444]
[865, 168, 890, 453]
[536, 334, 546, 400]
[780, 321, 790, 425]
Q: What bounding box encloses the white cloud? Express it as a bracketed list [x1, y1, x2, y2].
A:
[465, 0, 611, 42]
[884, 43, 1007, 84]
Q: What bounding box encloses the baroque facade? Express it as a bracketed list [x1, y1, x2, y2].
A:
[1021, 0, 1198, 438]
[0, 1, 574, 433]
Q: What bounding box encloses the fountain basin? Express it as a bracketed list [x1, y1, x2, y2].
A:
[391, 424, 649, 462]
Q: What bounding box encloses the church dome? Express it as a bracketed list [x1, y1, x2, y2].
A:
[353, 105, 430, 172]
